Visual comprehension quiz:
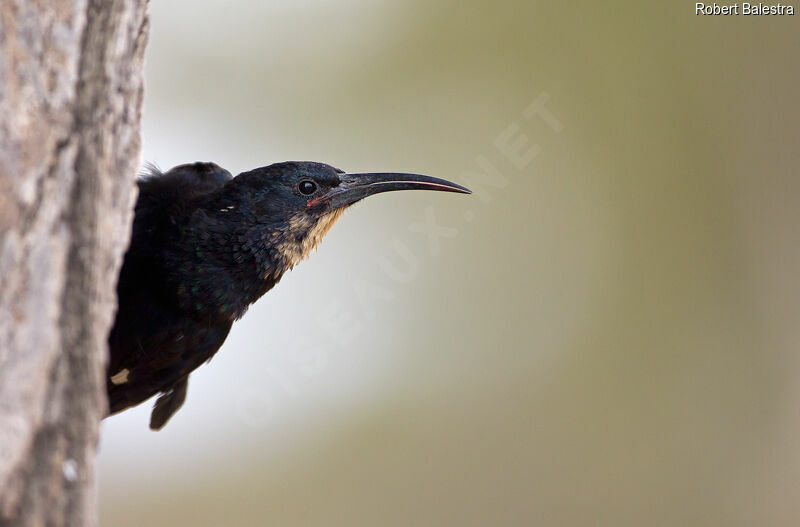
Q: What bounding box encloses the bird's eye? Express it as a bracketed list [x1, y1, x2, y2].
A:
[298, 180, 317, 195]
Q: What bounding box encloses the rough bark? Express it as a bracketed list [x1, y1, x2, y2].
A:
[0, 0, 149, 525]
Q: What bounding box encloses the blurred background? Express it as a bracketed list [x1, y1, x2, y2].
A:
[98, 1, 800, 525]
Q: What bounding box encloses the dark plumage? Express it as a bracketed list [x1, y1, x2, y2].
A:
[107, 161, 470, 429]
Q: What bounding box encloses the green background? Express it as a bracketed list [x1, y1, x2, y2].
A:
[99, 2, 800, 525]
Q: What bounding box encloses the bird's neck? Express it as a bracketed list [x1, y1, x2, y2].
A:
[171, 208, 284, 321]
[173, 196, 345, 321]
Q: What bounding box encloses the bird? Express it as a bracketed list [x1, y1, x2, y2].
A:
[107, 161, 470, 430]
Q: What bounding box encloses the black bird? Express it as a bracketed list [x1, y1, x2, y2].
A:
[107, 161, 470, 430]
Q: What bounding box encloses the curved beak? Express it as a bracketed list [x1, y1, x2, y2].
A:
[309, 173, 471, 209]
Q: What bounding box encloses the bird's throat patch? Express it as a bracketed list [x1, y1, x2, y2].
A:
[276, 208, 347, 269]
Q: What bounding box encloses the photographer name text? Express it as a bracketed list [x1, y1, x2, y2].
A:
[696, 3, 795, 14]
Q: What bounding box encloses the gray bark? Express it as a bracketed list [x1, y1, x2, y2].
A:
[0, 0, 149, 525]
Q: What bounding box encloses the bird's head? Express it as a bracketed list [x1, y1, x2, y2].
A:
[230, 161, 470, 269]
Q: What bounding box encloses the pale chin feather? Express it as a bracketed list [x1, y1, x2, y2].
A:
[274, 208, 347, 269]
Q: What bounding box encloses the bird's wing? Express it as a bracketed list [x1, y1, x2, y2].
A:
[107, 310, 232, 416]
[122, 162, 234, 290]
[107, 162, 236, 423]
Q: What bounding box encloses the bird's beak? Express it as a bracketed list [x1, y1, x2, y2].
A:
[309, 173, 471, 209]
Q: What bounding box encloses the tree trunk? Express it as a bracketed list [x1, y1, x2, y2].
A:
[0, 1, 149, 525]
